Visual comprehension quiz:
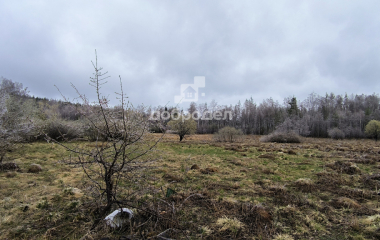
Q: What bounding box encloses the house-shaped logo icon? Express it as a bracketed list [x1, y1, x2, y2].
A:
[183, 86, 196, 99]
[174, 76, 205, 103]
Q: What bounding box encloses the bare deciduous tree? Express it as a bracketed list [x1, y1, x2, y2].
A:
[47, 52, 163, 222]
[167, 114, 197, 141]
[0, 77, 33, 164]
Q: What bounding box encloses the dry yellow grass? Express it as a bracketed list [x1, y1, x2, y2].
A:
[216, 216, 245, 232]
[1, 135, 380, 239]
[332, 197, 361, 209]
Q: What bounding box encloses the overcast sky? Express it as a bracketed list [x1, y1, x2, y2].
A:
[1, 1, 380, 109]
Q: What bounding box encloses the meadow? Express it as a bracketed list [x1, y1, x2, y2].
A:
[1, 134, 380, 239]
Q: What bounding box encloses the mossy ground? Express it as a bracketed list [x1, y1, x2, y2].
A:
[1, 134, 380, 239]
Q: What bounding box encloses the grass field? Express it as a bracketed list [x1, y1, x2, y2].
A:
[1, 134, 380, 239]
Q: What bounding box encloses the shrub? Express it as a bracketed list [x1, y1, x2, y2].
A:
[260, 131, 302, 143]
[82, 115, 141, 141]
[167, 115, 197, 141]
[276, 117, 310, 137]
[83, 120, 109, 141]
[328, 128, 345, 139]
[42, 119, 83, 141]
[214, 126, 243, 142]
[342, 126, 365, 139]
[0, 162, 20, 172]
[365, 120, 380, 141]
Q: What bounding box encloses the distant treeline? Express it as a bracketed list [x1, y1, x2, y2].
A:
[2, 77, 380, 140]
[152, 93, 380, 138]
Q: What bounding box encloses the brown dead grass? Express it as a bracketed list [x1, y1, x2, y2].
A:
[331, 197, 361, 209]
[200, 167, 219, 174]
[227, 157, 246, 166]
[2, 135, 380, 239]
[287, 149, 297, 155]
[262, 168, 275, 174]
[190, 164, 200, 170]
[259, 154, 276, 160]
[293, 178, 315, 193]
[241, 203, 274, 236]
[326, 160, 361, 174]
[163, 173, 183, 182]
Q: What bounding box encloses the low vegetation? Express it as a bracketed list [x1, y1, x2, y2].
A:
[260, 131, 302, 143]
[214, 126, 243, 142]
[328, 127, 346, 140]
[167, 115, 197, 141]
[365, 120, 380, 141]
[2, 134, 380, 239]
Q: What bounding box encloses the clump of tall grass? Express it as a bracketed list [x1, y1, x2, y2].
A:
[260, 131, 302, 143]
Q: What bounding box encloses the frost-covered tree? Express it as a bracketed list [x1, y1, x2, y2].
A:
[276, 117, 310, 137]
[0, 77, 33, 164]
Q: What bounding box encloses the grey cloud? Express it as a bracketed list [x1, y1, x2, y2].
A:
[0, 0, 379, 108]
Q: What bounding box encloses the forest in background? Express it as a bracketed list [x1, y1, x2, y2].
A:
[1, 76, 380, 142]
[151, 92, 380, 139]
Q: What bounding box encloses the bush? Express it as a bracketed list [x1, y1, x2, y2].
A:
[167, 115, 197, 141]
[0, 162, 20, 172]
[42, 119, 83, 141]
[83, 121, 108, 141]
[260, 131, 302, 143]
[328, 128, 345, 139]
[214, 126, 243, 142]
[342, 126, 365, 139]
[83, 117, 140, 141]
[365, 120, 380, 141]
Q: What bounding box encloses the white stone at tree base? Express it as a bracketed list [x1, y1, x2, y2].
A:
[104, 208, 133, 228]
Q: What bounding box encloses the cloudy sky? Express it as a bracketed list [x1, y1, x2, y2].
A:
[1, 1, 379, 109]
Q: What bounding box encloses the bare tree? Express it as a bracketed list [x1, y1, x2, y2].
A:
[0, 77, 33, 164]
[188, 102, 197, 115]
[47, 52, 163, 220]
[167, 113, 197, 141]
